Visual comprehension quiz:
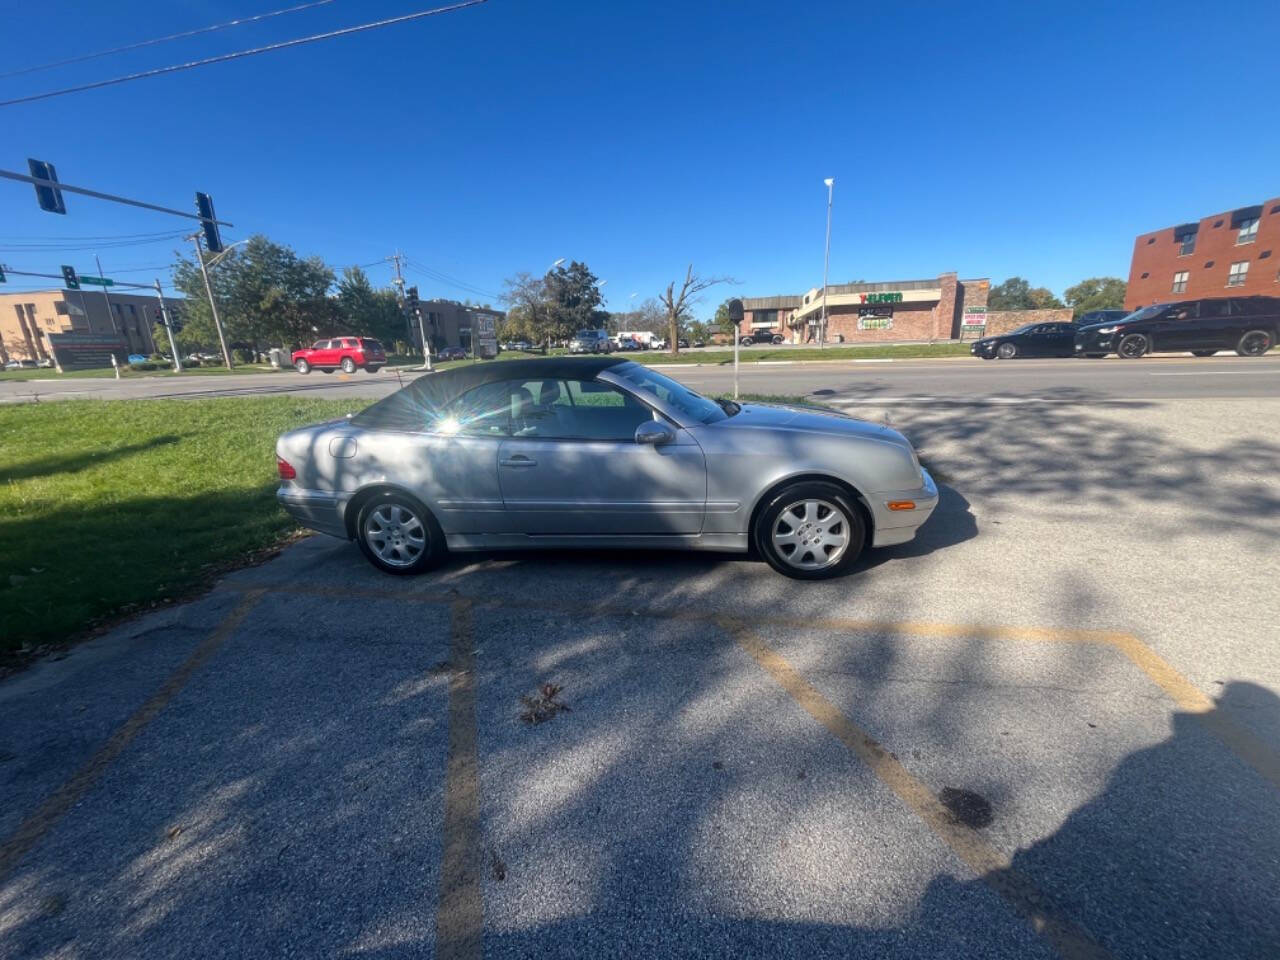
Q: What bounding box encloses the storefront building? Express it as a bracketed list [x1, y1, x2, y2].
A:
[740, 273, 989, 343]
[1, 289, 181, 365]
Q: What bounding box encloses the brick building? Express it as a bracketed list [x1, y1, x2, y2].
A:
[1, 289, 181, 365]
[1126, 197, 1280, 309]
[740, 272, 990, 343]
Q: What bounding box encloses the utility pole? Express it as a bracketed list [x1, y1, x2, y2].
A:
[95, 253, 120, 339]
[387, 251, 411, 344]
[191, 233, 232, 370]
[155, 279, 182, 372]
[821, 177, 834, 349]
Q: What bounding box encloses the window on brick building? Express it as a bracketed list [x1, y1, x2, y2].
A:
[1226, 261, 1249, 287]
[1236, 217, 1259, 244]
[54, 301, 69, 315]
[1178, 232, 1197, 255]
[1171, 271, 1188, 293]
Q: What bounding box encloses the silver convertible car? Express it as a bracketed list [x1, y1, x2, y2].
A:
[275, 357, 937, 580]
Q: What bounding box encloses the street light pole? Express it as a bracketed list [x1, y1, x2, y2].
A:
[155, 279, 182, 372]
[821, 177, 834, 349]
[190, 233, 232, 370]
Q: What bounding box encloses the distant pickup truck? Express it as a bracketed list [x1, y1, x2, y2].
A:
[291, 337, 386, 374]
[739, 329, 786, 345]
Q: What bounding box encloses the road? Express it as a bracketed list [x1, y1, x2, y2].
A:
[2, 383, 1278, 958]
[3, 353, 1279, 405]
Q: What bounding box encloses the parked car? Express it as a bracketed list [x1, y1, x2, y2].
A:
[4, 359, 37, 370]
[613, 337, 641, 351]
[36, 358, 54, 368]
[693, 340, 706, 348]
[677, 338, 690, 349]
[292, 336, 386, 374]
[127, 354, 150, 365]
[509, 340, 532, 352]
[275, 357, 938, 580]
[569, 329, 613, 354]
[651, 337, 669, 349]
[740, 329, 786, 346]
[969, 321, 1079, 359]
[438, 346, 467, 361]
[1074, 296, 1279, 359]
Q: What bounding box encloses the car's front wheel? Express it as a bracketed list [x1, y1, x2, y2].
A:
[740, 337, 753, 346]
[755, 481, 865, 580]
[340, 357, 357, 374]
[1236, 330, 1274, 357]
[355, 493, 445, 575]
[295, 358, 310, 374]
[997, 342, 1017, 359]
[1117, 333, 1149, 358]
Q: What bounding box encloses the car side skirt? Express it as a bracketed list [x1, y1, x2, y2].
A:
[443, 532, 750, 553]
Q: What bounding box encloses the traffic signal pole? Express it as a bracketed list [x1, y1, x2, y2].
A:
[192, 234, 233, 370]
[155, 279, 182, 372]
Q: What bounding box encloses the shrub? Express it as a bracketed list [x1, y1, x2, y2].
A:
[129, 361, 158, 371]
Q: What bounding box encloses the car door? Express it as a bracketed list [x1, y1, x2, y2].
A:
[1150, 302, 1201, 351]
[311, 339, 335, 367]
[1044, 323, 1077, 356]
[497, 376, 706, 535]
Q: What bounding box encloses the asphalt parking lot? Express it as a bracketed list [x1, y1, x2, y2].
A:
[2, 393, 1279, 959]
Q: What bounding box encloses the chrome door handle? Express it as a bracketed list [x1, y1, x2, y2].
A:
[500, 456, 536, 467]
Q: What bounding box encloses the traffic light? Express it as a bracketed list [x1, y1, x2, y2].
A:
[406, 286, 420, 318]
[195, 192, 223, 253]
[0, 264, 6, 283]
[29, 158, 66, 214]
[61, 265, 80, 290]
[169, 309, 184, 334]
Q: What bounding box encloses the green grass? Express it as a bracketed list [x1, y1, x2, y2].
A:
[0, 363, 286, 382]
[0, 396, 357, 650]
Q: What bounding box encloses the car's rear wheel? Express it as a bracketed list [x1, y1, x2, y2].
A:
[772, 335, 785, 344]
[755, 481, 865, 580]
[295, 358, 310, 374]
[997, 342, 1017, 359]
[1117, 333, 1149, 358]
[1236, 330, 1273, 357]
[1191, 350, 1217, 357]
[340, 357, 357, 374]
[355, 493, 445, 575]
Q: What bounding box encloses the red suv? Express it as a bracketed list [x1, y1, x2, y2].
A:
[291, 337, 386, 374]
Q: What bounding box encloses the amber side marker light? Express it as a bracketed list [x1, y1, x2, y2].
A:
[887, 500, 916, 511]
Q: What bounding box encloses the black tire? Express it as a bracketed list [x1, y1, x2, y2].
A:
[740, 337, 753, 347]
[354, 491, 446, 575]
[1191, 350, 1217, 357]
[340, 357, 357, 374]
[997, 342, 1017, 360]
[1236, 330, 1273, 357]
[365, 365, 381, 373]
[754, 481, 866, 580]
[771, 335, 785, 344]
[295, 358, 311, 374]
[1117, 333, 1149, 359]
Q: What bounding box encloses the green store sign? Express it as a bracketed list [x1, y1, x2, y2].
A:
[860, 292, 903, 304]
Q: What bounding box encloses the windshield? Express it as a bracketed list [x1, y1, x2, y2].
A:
[1119, 305, 1165, 323]
[610, 362, 727, 424]
[574, 330, 594, 339]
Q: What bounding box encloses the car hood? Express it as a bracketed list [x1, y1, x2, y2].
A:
[722, 402, 911, 446]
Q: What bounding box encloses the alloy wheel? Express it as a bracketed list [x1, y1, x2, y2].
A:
[363, 503, 426, 568]
[771, 499, 850, 571]
[1240, 331, 1272, 357]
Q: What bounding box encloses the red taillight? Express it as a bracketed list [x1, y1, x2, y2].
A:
[277, 456, 296, 480]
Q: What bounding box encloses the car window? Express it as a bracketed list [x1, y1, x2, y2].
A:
[1200, 300, 1230, 318]
[439, 381, 514, 436]
[509, 378, 654, 440]
[1166, 303, 1198, 321]
[313, 340, 329, 349]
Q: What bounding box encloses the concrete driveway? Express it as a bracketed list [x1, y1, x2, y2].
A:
[2, 395, 1278, 959]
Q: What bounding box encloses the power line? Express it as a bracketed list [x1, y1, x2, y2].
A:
[403, 257, 498, 300]
[0, 0, 488, 108]
[0, 0, 339, 79]
[0, 233, 190, 252]
[0, 229, 191, 241]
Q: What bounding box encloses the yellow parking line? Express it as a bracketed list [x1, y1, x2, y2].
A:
[0, 590, 264, 886]
[1106, 632, 1280, 790]
[436, 598, 483, 960]
[723, 619, 1112, 960]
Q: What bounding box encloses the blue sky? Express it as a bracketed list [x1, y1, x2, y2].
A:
[3, 0, 1278, 316]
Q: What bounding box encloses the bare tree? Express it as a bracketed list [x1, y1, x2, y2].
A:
[658, 265, 734, 355]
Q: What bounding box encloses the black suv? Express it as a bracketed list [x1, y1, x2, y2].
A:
[739, 329, 786, 346]
[1074, 296, 1279, 359]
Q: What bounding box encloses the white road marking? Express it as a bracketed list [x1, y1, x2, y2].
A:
[1148, 370, 1279, 376]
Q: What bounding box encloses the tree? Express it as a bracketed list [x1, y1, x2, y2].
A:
[987, 276, 1063, 311]
[337, 266, 405, 346]
[172, 234, 336, 351]
[612, 298, 666, 335]
[500, 271, 551, 345]
[713, 298, 737, 337]
[658, 266, 733, 355]
[545, 261, 605, 343]
[1064, 277, 1127, 318]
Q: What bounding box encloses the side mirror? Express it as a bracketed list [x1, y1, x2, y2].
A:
[635, 420, 675, 446]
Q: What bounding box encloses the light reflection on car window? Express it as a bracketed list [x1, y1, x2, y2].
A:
[611, 363, 726, 424]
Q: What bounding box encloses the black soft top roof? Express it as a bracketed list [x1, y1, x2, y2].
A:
[350, 356, 630, 430]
